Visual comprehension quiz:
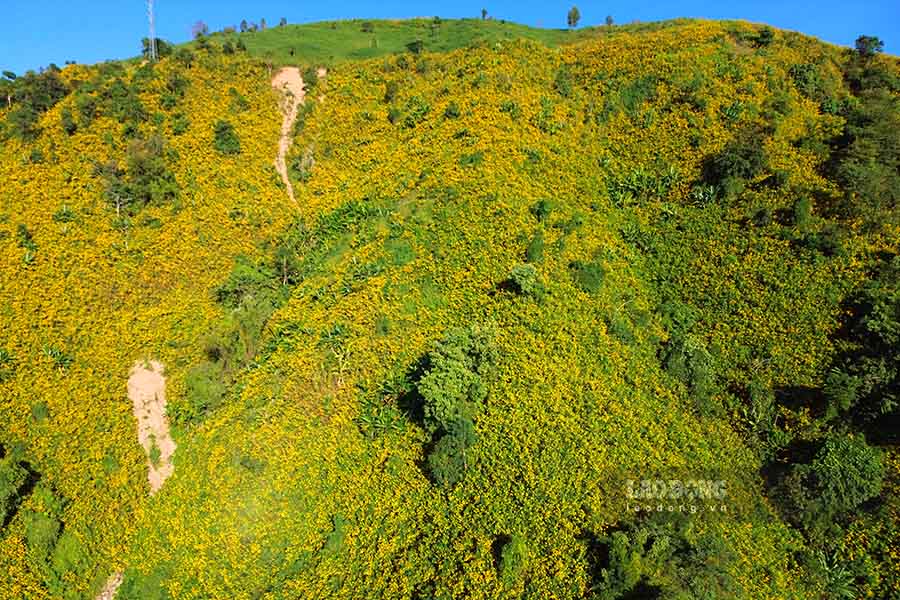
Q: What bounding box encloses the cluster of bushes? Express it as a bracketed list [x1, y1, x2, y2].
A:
[171, 256, 286, 426]
[1, 67, 70, 140]
[414, 325, 498, 487]
[0, 446, 89, 597]
[213, 119, 241, 154]
[0, 446, 31, 529]
[590, 512, 741, 599]
[96, 133, 179, 216]
[171, 221, 309, 426]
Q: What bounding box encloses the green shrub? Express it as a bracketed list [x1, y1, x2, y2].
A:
[173, 361, 227, 426]
[303, 66, 319, 90]
[213, 120, 240, 155]
[383, 80, 399, 103]
[702, 126, 769, 200]
[594, 513, 741, 599]
[406, 39, 424, 55]
[525, 230, 544, 262]
[444, 101, 460, 119]
[783, 434, 884, 534]
[170, 113, 189, 135]
[554, 65, 573, 97]
[530, 199, 554, 221]
[459, 151, 483, 168]
[499, 535, 529, 586]
[0, 452, 29, 528]
[22, 484, 64, 564]
[509, 264, 545, 300]
[426, 418, 476, 487]
[403, 95, 430, 128]
[500, 99, 521, 120]
[662, 334, 717, 415]
[59, 108, 76, 135]
[570, 259, 605, 293]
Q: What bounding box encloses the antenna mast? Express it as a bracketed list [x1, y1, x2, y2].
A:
[147, 0, 158, 61]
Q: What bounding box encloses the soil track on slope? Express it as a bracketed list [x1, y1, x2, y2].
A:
[272, 67, 305, 206]
[128, 360, 175, 493]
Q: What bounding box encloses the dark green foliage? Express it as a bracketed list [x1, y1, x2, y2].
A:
[172, 255, 291, 427]
[403, 95, 430, 128]
[123, 135, 179, 206]
[23, 485, 64, 563]
[102, 78, 147, 124]
[498, 535, 529, 586]
[406, 39, 424, 55]
[213, 120, 241, 154]
[444, 101, 460, 119]
[618, 76, 658, 117]
[170, 113, 189, 136]
[854, 36, 884, 58]
[829, 88, 900, 222]
[554, 65, 573, 97]
[755, 27, 775, 48]
[500, 99, 521, 120]
[570, 259, 605, 293]
[176, 361, 227, 425]
[74, 93, 97, 126]
[592, 513, 741, 599]
[418, 326, 497, 434]
[52, 205, 76, 223]
[59, 108, 76, 135]
[426, 418, 476, 487]
[824, 255, 900, 423]
[418, 325, 497, 487]
[702, 126, 769, 200]
[525, 230, 545, 262]
[0, 349, 14, 382]
[0, 450, 29, 529]
[99, 134, 179, 214]
[2, 67, 70, 140]
[214, 255, 280, 308]
[227, 87, 249, 112]
[530, 199, 554, 221]
[780, 434, 884, 535]
[662, 335, 717, 415]
[303, 66, 319, 90]
[459, 151, 483, 168]
[142, 37, 173, 59]
[16, 223, 37, 253]
[509, 263, 545, 300]
[383, 80, 399, 103]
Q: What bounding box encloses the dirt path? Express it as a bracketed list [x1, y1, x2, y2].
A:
[271, 67, 306, 207]
[128, 360, 175, 494]
[95, 572, 123, 600]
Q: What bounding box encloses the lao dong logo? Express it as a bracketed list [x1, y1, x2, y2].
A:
[625, 479, 729, 514]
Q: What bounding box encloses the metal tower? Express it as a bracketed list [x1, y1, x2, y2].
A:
[147, 0, 158, 61]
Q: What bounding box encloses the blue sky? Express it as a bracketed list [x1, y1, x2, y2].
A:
[2, 1, 898, 73]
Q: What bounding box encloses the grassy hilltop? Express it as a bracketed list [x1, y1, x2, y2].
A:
[0, 17, 899, 600]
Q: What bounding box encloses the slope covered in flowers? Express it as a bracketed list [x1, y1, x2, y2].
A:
[1, 17, 898, 600]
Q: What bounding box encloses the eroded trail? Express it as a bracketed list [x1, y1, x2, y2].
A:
[128, 360, 175, 493]
[271, 67, 305, 207]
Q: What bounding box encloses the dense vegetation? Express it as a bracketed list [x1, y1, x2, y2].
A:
[0, 16, 898, 599]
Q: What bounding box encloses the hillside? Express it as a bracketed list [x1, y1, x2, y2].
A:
[1, 17, 899, 600]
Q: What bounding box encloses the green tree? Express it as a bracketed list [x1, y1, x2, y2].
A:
[605, 15, 614, 27]
[213, 120, 241, 154]
[567, 6, 581, 29]
[854, 35, 884, 58]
